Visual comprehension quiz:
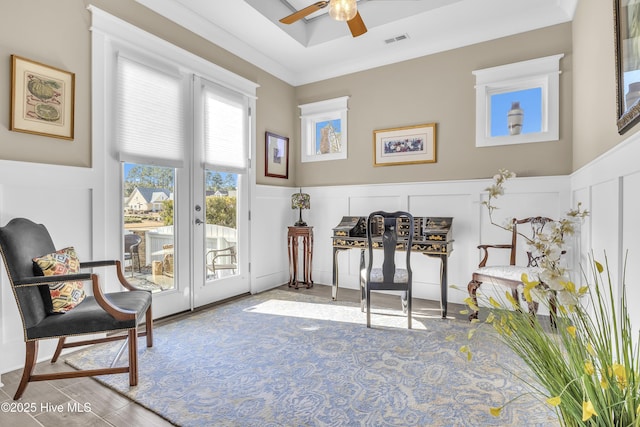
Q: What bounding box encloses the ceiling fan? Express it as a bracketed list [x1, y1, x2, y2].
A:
[279, 0, 368, 38]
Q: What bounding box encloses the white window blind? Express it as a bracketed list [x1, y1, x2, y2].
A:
[117, 55, 185, 167]
[202, 80, 247, 171]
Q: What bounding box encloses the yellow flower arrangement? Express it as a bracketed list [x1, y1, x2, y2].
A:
[464, 170, 640, 426]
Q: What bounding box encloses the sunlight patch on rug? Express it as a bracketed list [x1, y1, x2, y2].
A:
[245, 297, 437, 329]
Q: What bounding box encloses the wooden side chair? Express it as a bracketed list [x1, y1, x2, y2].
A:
[467, 216, 557, 323]
[0, 218, 153, 400]
[361, 211, 414, 328]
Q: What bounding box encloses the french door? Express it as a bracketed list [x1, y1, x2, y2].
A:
[191, 77, 251, 306]
[119, 70, 251, 318]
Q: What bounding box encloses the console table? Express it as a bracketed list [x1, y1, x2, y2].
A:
[331, 216, 453, 318]
[287, 226, 314, 289]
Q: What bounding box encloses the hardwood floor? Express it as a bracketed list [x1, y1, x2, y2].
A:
[0, 283, 466, 426]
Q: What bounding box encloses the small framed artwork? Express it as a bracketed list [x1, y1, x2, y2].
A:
[373, 123, 436, 166]
[10, 55, 75, 140]
[614, 0, 640, 134]
[473, 54, 563, 147]
[265, 131, 289, 179]
[299, 96, 349, 163]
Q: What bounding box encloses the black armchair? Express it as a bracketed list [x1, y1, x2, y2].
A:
[0, 218, 153, 400]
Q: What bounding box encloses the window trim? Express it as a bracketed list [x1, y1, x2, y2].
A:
[472, 54, 564, 147]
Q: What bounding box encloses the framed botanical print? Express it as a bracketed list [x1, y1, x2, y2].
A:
[10, 55, 75, 140]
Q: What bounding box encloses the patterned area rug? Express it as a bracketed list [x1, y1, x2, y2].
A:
[66, 289, 558, 426]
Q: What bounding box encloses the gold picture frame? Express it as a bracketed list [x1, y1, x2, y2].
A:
[373, 123, 436, 166]
[10, 55, 75, 140]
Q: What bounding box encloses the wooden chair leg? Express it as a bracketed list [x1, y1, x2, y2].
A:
[145, 306, 153, 348]
[51, 337, 66, 363]
[128, 329, 138, 386]
[14, 341, 38, 400]
[467, 279, 482, 321]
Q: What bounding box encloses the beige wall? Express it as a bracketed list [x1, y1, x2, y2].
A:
[0, 0, 92, 167]
[571, 0, 640, 170]
[0, 0, 297, 186]
[294, 23, 574, 187]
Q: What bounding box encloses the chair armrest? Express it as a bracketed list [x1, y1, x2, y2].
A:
[14, 273, 92, 287]
[207, 247, 236, 262]
[81, 260, 143, 319]
[15, 273, 135, 319]
[477, 244, 512, 268]
[80, 259, 142, 292]
[89, 273, 137, 321]
[80, 260, 118, 269]
[15, 264, 140, 321]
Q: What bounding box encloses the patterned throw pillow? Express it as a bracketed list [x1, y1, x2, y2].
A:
[33, 247, 86, 313]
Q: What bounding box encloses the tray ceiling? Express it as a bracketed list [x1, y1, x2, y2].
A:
[135, 0, 578, 86]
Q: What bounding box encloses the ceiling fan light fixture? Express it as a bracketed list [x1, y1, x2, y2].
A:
[329, 0, 357, 22]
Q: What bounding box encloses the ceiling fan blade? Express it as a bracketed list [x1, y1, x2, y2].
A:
[347, 11, 367, 37]
[280, 1, 329, 24]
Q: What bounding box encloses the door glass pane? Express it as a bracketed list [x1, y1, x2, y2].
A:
[205, 170, 238, 280]
[123, 162, 176, 292]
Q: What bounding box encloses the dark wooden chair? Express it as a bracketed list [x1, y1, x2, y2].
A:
[361, 211, 414, 328]
[467, 216, 557, 323]
[0, 218, 153, 400]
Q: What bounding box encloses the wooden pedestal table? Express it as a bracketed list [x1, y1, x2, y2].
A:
[287, 226, 314, 289]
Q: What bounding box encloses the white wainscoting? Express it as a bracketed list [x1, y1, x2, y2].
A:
[251, 185, 293, 293]
[304, 177, 569, 307]
[572, 130, 640, 336]
[253, 176, 572, 314]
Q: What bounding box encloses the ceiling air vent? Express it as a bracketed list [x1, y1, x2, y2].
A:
[384, 34, 409, 44]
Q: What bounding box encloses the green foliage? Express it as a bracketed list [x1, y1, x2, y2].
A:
[124, 165, 174, 197]
[160, 200, 174, 226]
[205, 171, 237, 192]
[158, 197, 236, 228]
[206, 196, 236, 228]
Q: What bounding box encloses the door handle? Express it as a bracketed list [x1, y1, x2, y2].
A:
[195, 218, 204, 225]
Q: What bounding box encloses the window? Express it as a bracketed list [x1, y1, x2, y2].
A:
[472, 54, 564, 147]
[299, 96, 349, 162]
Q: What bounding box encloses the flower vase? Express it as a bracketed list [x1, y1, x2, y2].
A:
[507, 101, 523, 135]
